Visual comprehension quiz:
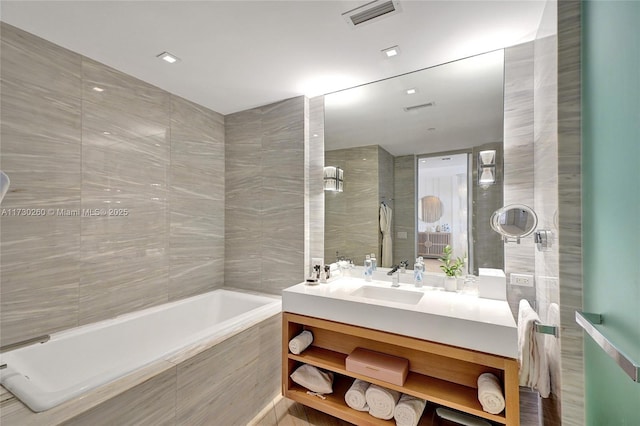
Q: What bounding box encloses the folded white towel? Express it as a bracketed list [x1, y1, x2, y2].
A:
[517, 299, 550, 397]
[393, 393, 426, 426]
[365, 384, 400, 420]
[290, 364, 333, 394]
[288, 330, 313, 355]
[344, 379, 370, 411]
[477, 373, 505, 414]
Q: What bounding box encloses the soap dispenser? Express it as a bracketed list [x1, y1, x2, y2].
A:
[364, 255, 373, 282]
[414, 256, 424, 287]
[370, 253, 377, 271]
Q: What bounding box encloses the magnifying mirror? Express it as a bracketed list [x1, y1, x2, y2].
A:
[490, 204, 538, 242]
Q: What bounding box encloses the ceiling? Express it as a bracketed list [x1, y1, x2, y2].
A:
[1, 1, 546, 115]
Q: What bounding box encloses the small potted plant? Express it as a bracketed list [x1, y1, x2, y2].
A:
[439, 245, 465, 291]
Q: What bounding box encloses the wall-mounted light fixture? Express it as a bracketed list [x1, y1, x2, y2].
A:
[323, 166, 343, 192]
[478, 150, 497, 185]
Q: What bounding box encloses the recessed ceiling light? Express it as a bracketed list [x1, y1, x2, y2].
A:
[157, 51, 180, 64]
[92, 86, 104, 92]
[313, 133, 319, 137]
[102, 131, 111, 135]
[381, 45, 400, 58]
[406, 88, 417, 95]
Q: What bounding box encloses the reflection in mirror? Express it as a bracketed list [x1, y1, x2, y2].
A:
[324, 50, 505, 272]
[417, 153, 469, 270]
[490, 204, 538, 242]
[419, 196, 443, 223]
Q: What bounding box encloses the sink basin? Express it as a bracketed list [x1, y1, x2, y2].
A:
[350, 285, 423, 305]
[282, 277, 519, 358]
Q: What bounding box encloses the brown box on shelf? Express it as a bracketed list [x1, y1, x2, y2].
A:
[345, 347, 409, 386]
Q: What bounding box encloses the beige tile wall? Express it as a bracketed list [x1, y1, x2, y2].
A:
[324, 145, 381, 266]
[0, 23, 225, 346]
[224, 97, 306, 294]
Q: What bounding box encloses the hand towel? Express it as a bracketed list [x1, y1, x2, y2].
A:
[290, 364, 333, 394]
[365, 384, 400, 420]
[545, 303, 560, 396]
[393, 393, 426, 426]
[344, 379, 370, 411]
[477, 373, 505, 414]
[288, 330, 313, 355]
[517, 299, 550, 397]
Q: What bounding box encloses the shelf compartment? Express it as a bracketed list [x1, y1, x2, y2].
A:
[285, 374, 438, 426]
[289, 346, 506, 424]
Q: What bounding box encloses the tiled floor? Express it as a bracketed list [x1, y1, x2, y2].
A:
[253, 389, 543, 426]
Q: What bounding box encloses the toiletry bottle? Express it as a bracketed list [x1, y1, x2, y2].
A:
[364, 255, 373, 282]
[414, 256, 424, 287]
[370, 253, 377, 271]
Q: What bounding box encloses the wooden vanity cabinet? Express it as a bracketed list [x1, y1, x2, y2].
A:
[282, 312, 520, 426]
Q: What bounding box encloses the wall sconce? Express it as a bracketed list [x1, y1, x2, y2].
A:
[323, 166, 343, 192]
[478, 150, 496, 185]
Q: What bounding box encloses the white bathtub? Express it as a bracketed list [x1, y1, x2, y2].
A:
[0, 289, 281, 413]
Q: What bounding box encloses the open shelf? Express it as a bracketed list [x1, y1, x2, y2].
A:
[285, 375, 439, 426]
[289, 346, 506, 424]
[283, 312, 519, 425]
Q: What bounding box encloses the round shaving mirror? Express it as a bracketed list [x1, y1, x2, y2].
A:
[490, 204, 538, 240]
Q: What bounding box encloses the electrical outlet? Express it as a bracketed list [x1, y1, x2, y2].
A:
[510, 273, 534, 287]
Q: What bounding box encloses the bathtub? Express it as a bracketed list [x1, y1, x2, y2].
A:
[0, 289, 281, 414]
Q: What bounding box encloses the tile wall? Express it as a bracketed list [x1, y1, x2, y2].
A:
[224, 96, 306, 295]
[0, 23, 225, 346]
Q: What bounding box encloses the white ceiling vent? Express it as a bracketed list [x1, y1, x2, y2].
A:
[404, 102, 436, 112]
[342, 0, 402, 28]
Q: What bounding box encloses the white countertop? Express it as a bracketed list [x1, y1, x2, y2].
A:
[282, 277, 518, 358]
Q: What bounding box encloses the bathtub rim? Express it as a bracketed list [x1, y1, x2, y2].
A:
[0, 287, 282, 422]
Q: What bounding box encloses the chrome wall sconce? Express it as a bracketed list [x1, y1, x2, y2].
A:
[323, 166, 343, 192]
[478, 150, 496, 185]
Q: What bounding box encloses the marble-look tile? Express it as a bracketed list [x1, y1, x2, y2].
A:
[60, 367, 177, 426]
[176, 325, 260, 425]
[170, 95, 225, 142]
[503, 42, 535, 297]
[169, 196, 224, 256]
[225, 97, 306, 293]
[557, 1, 584, 424]
[0, 23, 82, 347]
[394, 155, 416, 266]
[255, 315, 283, 410]
[82, 57, 171, 124]
[168, 257, 222, 300]
[78, 234, 169, 324]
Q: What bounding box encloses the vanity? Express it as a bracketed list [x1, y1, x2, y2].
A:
[282, 277, 520, 425]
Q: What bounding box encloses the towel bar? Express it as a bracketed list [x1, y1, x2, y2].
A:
[534, 322, 559, 337]
[575, 311, 639, 383]
[0, 334, 50, 353]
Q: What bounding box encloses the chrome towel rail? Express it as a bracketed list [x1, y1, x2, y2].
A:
[535, 322, 559, 338]
[575, 311, 639, 383]
[0, 334, 50, 354]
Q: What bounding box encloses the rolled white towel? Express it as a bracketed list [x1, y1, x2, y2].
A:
[288, 330, 313, 355]
[393, 394, 426, 426]
[344, 379, 370, 411]
[365, 384, 401, 420]
[477, 373, 505, 414]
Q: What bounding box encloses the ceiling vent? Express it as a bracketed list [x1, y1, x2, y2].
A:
[403, 102, 436, 112]
[342, 0, 402, 28]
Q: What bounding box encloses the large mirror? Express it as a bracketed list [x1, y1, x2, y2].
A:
[324, 50, 505, 274]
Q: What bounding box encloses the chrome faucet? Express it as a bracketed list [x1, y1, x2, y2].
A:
[387, 265, 401, 287]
